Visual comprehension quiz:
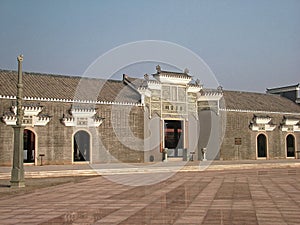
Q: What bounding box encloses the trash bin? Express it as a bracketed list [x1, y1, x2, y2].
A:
[296, 151, 300, 159]
[189, 152, 195, 161]
[39, 154, 45, 166]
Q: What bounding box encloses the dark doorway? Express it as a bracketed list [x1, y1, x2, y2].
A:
[74, 131, 90, 162]
[257, 134, 267, 158]
[286, 134, 295, 157]
[24, 129, 35, 163]
[164, 120, 184, 157]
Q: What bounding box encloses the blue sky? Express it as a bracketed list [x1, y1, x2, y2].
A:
[0, 0, 299, 92]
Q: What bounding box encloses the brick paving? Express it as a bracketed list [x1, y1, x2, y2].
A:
[0, 168, 299, 224]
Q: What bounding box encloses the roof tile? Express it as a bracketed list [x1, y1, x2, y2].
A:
[0, 70, 140, 103]
[222, 90, 300, 113]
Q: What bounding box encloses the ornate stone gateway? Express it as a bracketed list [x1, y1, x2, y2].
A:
[124, 65, 203, 161]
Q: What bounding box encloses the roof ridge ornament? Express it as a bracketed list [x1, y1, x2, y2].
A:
[217, 86, 223, 92]
[144, 74, 149, 81]
[156, 65, 161, 73]
[183, 68, 189, 74]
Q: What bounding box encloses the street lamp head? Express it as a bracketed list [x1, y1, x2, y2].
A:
[17, 55, 23, 62]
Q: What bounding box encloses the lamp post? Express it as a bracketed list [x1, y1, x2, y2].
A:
[10, 54, 25, 188]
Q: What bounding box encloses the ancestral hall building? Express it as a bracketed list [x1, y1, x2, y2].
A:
[0, 67, 300, 166]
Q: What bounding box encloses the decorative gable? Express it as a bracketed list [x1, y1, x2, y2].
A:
[154, 73, 191, 85]
[133, 66, 205, 119]
[152, 65, 192, 85]
[2, 104, 51, 127]
[61, 106, 104, 127]
[280, 116, 300, 132]
[250, 115, 276, 131]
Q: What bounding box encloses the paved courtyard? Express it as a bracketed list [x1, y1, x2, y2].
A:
[0, 167, 299, 224]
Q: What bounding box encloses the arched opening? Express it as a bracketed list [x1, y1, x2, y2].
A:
[286, 134, 295, 158]
[24, 129, 35, 163]
[73, 130, 90, 162]
[257, 134, 267, 158]
[164, 120, 184, 157]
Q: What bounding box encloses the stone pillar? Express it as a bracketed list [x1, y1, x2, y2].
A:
[10, 55, 25, 188]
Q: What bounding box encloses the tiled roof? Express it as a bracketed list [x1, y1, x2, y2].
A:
[0, 70, 140, 103]
[222, 90, 300, 113]
[1, 69, 299, 113]
[123, 75, 147, 89]
[153, 70, 192, 79]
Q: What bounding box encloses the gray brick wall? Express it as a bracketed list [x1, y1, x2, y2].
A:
[0, 99, 145, 166]
[220, 111, 300, 160]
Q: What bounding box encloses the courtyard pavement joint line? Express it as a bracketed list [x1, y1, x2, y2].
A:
[0, 160, 300, 179]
